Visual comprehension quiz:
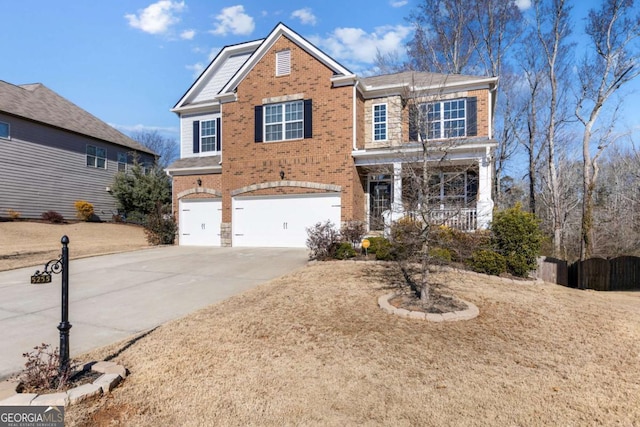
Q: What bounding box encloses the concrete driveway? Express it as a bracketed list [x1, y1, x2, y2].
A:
[0, 246, 308, 379]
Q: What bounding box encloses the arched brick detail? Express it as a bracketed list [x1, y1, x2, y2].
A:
[177, 187, 221, 199]
[230, 181, 342, 196]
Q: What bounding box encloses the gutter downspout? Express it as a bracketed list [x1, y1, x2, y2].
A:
[352, 84, 357, 151]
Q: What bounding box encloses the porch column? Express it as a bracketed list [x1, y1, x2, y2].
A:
[476, 152, 494, 230]
[392, 162, 403, 216]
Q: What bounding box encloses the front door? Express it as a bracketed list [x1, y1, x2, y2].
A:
[369, 176, 392, 231]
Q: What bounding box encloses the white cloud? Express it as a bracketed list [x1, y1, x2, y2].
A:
[211, 5, 255, 36]
[125, 0, 185, 35]
[291, 8, 317, 26]
[515, 0, 532, 10]
[180, 29, 196, 40]
[311, 25, 412, 68]
[390, 0, 408, 7]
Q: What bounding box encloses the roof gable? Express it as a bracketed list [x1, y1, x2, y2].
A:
[218, 22, 355, 97]
[0, 81, 155, 155]
[172, 39, 262, 112]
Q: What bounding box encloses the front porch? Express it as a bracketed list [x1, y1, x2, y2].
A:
[354, 145, 495, 234]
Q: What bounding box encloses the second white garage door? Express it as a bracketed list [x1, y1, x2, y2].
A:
[179, 199, 222, 246]
[232, 193, 341, 247]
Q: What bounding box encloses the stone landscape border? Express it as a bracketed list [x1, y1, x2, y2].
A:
[378, 293, 479, 321]
[0, 361, 126, 407]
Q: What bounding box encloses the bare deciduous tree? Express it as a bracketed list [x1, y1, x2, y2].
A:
[576, 0, 640, 259]
[130, 130, 179, 169]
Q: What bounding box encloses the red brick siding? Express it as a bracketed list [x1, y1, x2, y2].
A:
[221, 35, 364, 223]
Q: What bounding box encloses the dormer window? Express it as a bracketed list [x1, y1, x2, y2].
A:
[276, 50, 291, 76]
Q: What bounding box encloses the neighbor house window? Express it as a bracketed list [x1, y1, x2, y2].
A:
[373, 104, 387, 141]
[200, 120, 218, 152]
[420, 99, 466, 140]
[117, 152, 128, 172]
[265, 100, 304, 142]
[0, 121, 9, 139]
[276, 50, 291, 76]
[86, 145, 106, 169]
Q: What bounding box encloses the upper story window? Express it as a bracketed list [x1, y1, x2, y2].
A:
[276, 50, 291, 76]
[117, 152, 128, 172]
[200, 120, 218, 152]
[86, 145, 106, 169]
[255, 99, 312, 143]
[410, 97, 477, 141]
[265, 100, 303, 142]
[0, 121, 9, 139]
[373, 104, 387, 141]
[192, 118, 221, 154]
[421, 99, 466, 139]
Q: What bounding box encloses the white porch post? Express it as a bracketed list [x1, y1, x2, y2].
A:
[476, 151, 494, 230]
[392, 162, 403, 214]
[383, 162, 403, 237]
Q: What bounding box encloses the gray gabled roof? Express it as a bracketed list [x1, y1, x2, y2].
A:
[0, 80, 155, 155]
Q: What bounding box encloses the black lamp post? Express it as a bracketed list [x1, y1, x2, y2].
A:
[31, 235, 71, 373]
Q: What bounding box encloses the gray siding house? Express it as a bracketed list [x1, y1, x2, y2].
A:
[0, 81, 156, 221]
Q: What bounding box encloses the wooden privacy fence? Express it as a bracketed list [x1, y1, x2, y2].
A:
[567, 256, 640, 291]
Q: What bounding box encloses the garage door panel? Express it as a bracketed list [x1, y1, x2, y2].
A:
[179, 199, 222, 246]
[233, 193, 341, 248]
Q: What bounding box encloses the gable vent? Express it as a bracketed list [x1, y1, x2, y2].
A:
[276, 50, 291, 76]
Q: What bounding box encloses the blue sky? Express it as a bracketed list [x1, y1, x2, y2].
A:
[1, 0, 636, 143]
[0, 1, 420, 139]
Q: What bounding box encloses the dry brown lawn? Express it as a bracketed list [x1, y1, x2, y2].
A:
[65, 262, 640, 426]
[0, 221, 150, 271]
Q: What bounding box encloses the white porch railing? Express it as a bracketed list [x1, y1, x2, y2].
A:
[382, 207, 478, 235]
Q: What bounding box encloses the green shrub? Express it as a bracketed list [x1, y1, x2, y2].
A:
[334, 242, 356, 260]
[429, 247, 452, 263]
[390, 216, 423, 260]
[41, 211, 64, 224]
[491, 203, 543, 277]
[366, 236, 393, 260]
[74, 200, 94, 221]
[470, 250, 507, 276]
[430, 225, 491, 261]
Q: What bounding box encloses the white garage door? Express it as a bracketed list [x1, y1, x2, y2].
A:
[233, 193, 341, 248]
[179, 199, 222, 246]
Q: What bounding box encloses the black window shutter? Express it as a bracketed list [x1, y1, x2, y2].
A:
[192, 120, 200, 153]
[304, 99, 313, 139]
[216, 117, 221, 151]
[467, 97, 477, 137]
[409, 104, 418, 141]
[254, 106, 263, 143]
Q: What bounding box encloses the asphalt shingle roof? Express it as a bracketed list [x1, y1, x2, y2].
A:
[0, 80, 155, 155]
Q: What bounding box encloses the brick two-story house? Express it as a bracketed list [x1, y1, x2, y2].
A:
[167, 23, 497, 247]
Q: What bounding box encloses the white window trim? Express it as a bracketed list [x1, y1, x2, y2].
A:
[420, 98, 467, 141]
[0, 121, 9, 140]
[200, 119, 218, 153]
[263, 100, 304, 142]
[372, 103, 388, 142]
